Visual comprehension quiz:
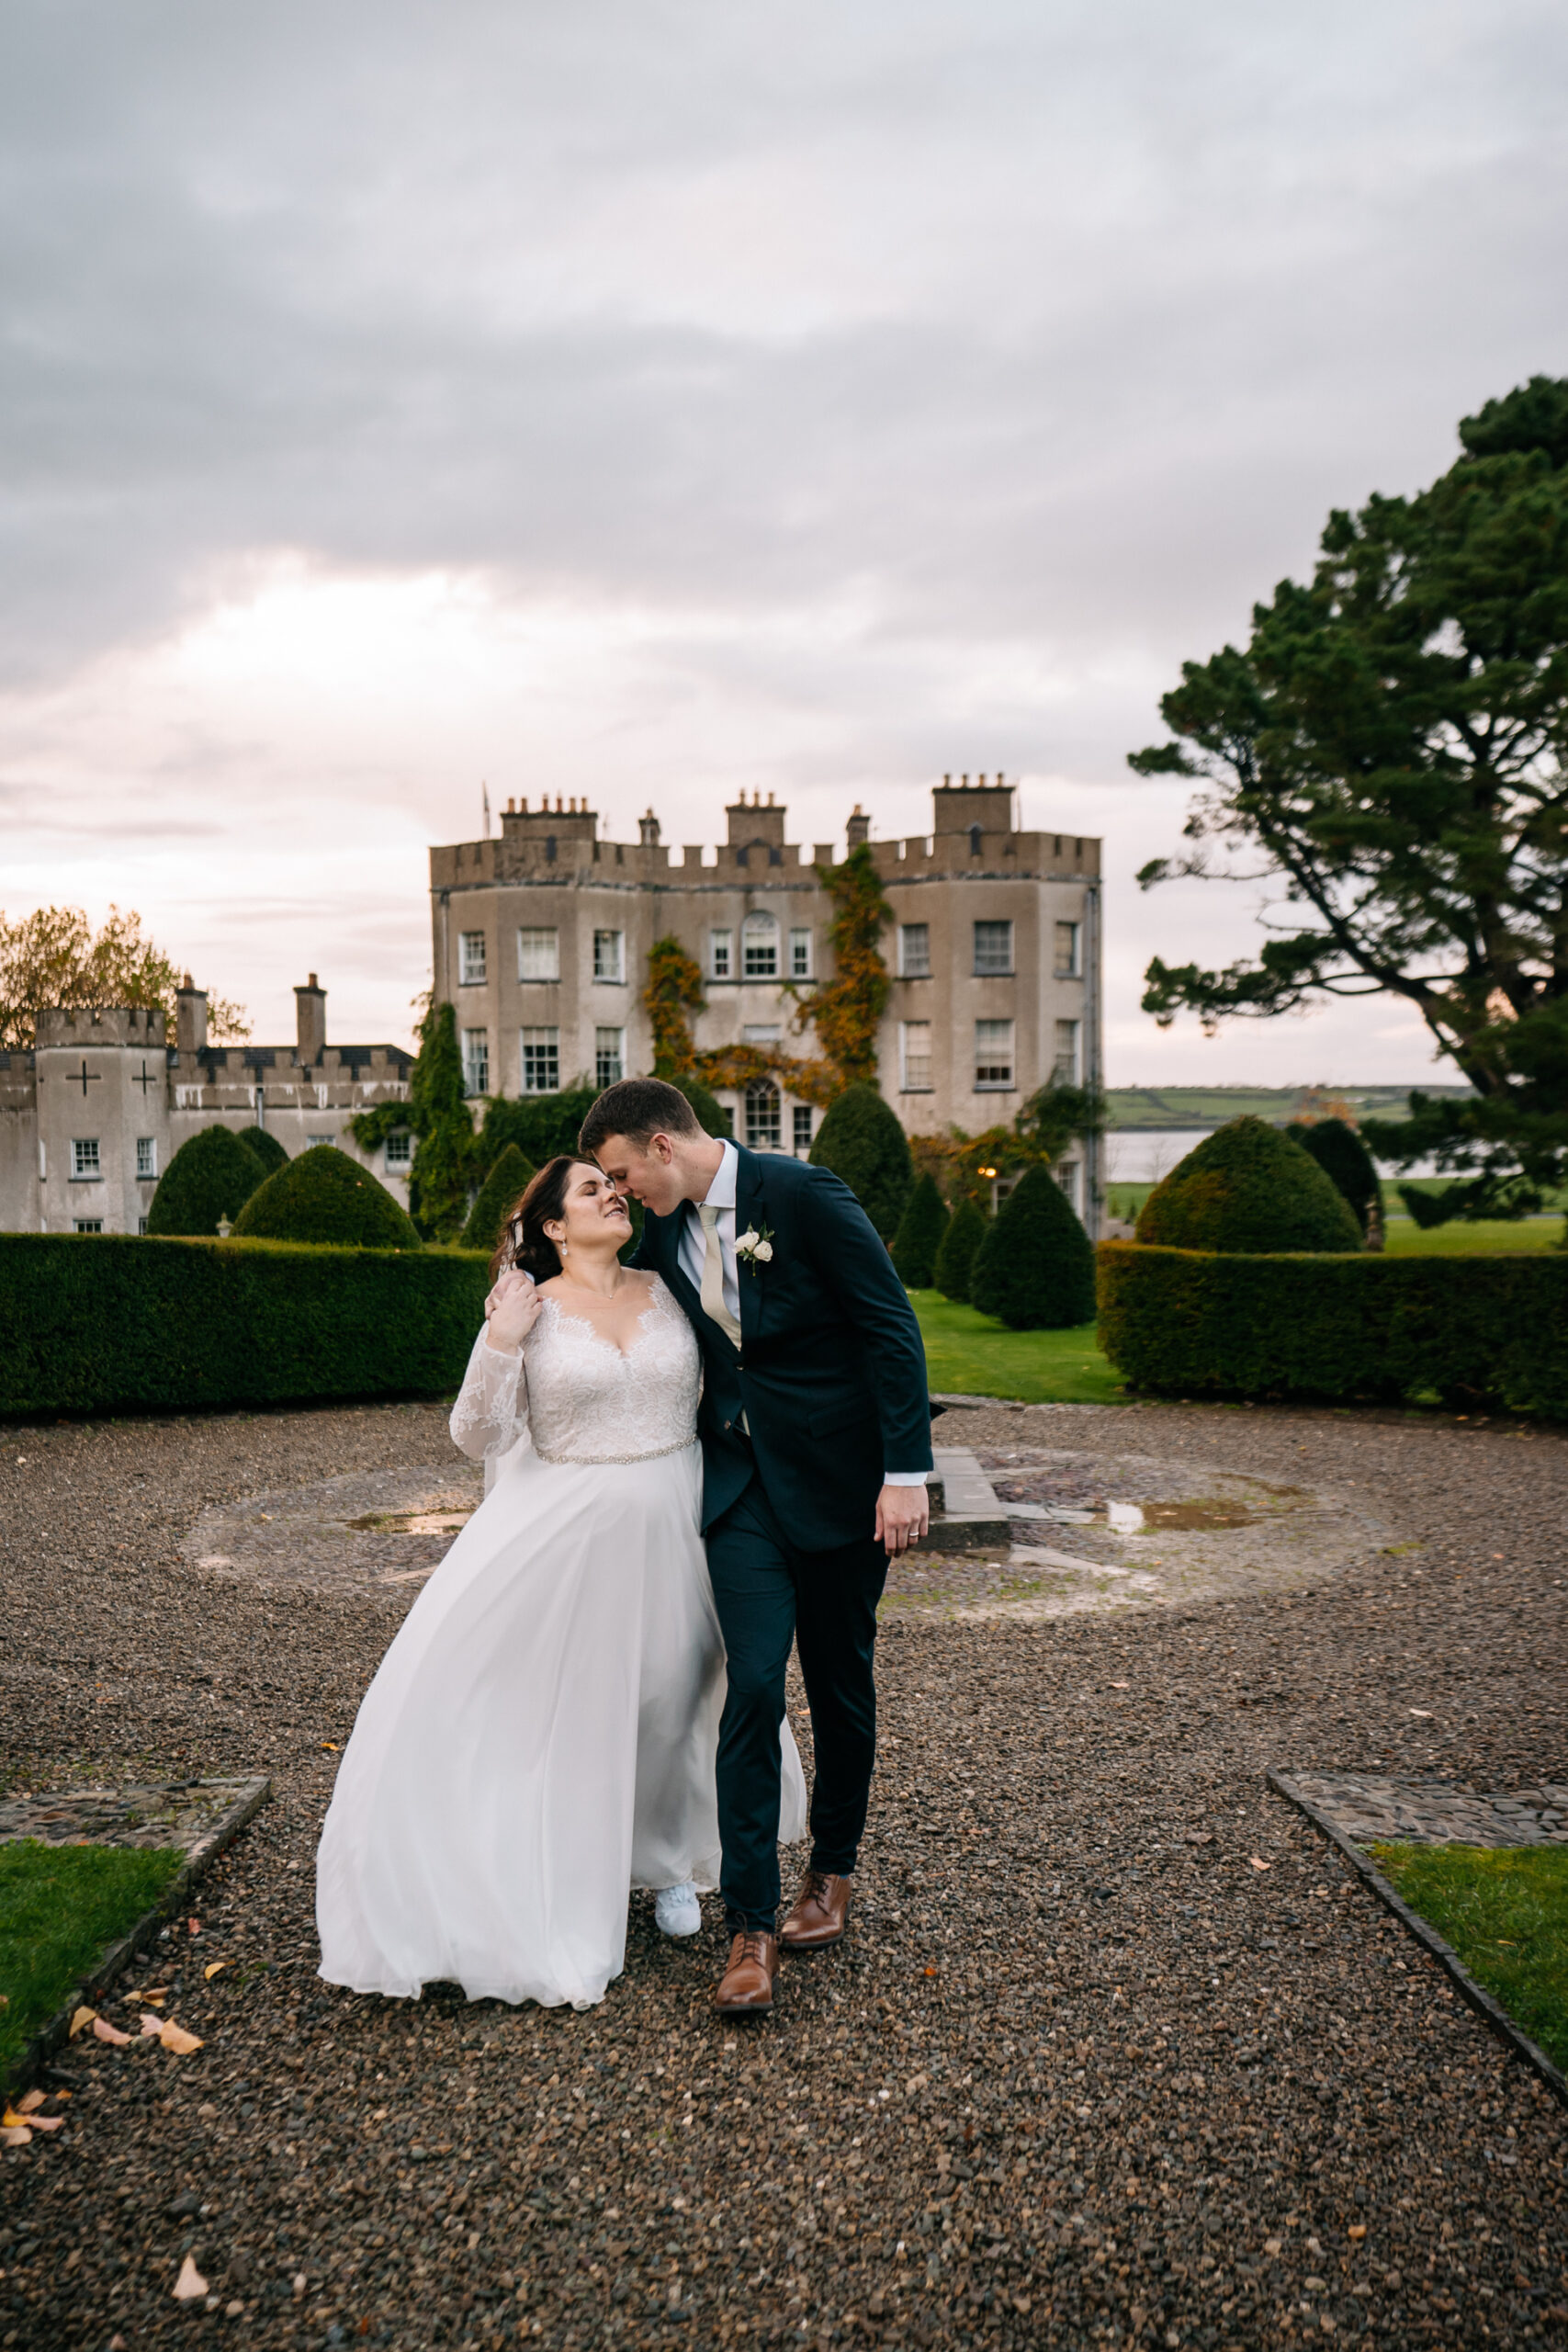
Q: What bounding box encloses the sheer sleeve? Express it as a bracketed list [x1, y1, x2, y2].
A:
[449, 1327, 530, 1464]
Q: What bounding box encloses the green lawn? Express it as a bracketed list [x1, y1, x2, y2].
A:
[1371, 1843, 1568, 2074]
[0, 1840, 183, 2075]
[910, 1291, 1122, 1405]
[1382, 1216, 1564, 1255]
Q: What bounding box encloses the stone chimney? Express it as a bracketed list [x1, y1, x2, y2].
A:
[175, 975, 208, 1057]
[295, 972, 327, 1067]
[638, 808, 661, 847]
[845, 804, 872, 848]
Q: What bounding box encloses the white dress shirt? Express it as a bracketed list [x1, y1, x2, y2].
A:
[679, 1138, 927, 1487]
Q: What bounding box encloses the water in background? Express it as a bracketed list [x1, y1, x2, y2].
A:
[1104, 1127, 1444, 1186]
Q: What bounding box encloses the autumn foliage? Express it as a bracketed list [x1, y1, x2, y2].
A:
[0, 904, 248, 1050]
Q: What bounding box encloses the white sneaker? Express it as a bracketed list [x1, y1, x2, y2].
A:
[654, 1881, 702, 1939]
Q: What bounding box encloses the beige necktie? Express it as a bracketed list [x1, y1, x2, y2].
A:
[698, 1202, 743, 1349]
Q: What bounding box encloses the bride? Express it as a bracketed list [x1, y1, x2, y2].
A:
[316, 1154, 807, 2012]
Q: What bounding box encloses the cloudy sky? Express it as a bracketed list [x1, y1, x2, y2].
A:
[3, 0, 1563, 1077]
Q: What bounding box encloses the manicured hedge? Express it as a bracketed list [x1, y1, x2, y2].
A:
[810, 1084, 912, 1240]
[1136, 1115, 1362, 1254]
[0, 1235, 490, 1419]
[1097, 1240, 1568, 1417]
[971, 1163, 1096, 1329]
[233, 1144, 420, 1249]
[890, 1172, 949, 1289]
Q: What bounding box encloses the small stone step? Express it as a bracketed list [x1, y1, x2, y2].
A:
[915, 1447, 1010, 1551]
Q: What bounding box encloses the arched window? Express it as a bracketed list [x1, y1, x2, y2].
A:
[745, 1076, 782, 1149]
[742, 911, 780, 978]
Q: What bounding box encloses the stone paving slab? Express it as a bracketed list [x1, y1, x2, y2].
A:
[0, 1777, 270, 1855]
[1289, 1769, 1568, 1849]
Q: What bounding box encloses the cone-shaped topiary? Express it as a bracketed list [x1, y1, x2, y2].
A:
[1136, 1115, 1363, 1254]
[969, 1164, 1097, 1329]
[933, 1196, 987, 1302]
[808, 1083, 911, 1240]
[146, 1125, 265, 1237]
[890, 1171, 949, 1289]
[236, 1125, 288, 1176]
[459, 1144, 537, 1253]
[232, 1145, 420, 1250]
[1283, 1116, 1380, 1236]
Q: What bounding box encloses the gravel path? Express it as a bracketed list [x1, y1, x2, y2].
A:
[2, 1396, 1566, 2349]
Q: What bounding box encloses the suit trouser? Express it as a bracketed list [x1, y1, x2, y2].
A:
[705, 1472, 888, 1933]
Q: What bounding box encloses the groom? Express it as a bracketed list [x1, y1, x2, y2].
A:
[581, 1077, 932, 2017]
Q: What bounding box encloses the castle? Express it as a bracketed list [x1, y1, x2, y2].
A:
[0, 775, 1103, 1237]
[430, 775, 1103, 1226]
[0, 979, 413, 1235]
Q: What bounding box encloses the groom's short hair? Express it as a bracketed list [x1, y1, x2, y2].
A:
[580, 1077, 703, 1155]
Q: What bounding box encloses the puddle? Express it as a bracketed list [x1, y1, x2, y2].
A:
[1136, 1499, 1258, 1532]
[344, 1510, 474, 1536]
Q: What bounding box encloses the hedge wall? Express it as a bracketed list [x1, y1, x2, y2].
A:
[0, 1235, 491, 1419]
[1097, 1240, 1568, 1418]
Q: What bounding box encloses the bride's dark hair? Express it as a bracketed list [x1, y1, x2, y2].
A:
[489, 1155, 596, 1283]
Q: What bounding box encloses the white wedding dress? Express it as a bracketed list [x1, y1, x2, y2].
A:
[316, 1274, 807, 2011]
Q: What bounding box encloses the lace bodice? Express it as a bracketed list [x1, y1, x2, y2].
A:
[449, 1274, 699, 1475]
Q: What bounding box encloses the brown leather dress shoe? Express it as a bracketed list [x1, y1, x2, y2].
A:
[779, 1868, 852, 1951]
[714, 1930, 777, 2016]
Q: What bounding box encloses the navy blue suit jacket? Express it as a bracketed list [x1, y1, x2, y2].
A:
[635, 1146, 932, 1552]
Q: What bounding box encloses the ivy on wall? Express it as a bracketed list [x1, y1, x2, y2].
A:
[642, 847, 895, 1112]
[793, 843, 893, 1091]
[642, 936, 707, 1078]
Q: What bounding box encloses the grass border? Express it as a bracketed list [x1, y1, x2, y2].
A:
[2, 1774, 271, 2098]
[1267, 1768, 1567, 2109]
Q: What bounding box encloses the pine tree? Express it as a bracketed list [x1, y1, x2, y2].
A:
[890, 1171, 949, 1289]
[460, 1144, 537, 1252]
[933, 1197, 987, 1302]
[970, 1163, 1097, 1329]
[808, 1082, 912, 1239]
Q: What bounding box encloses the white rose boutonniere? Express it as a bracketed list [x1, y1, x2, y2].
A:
[736, 1222, 775, 1273]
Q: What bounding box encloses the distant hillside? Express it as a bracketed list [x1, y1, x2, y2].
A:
[1105, 1084, 1472, 1131]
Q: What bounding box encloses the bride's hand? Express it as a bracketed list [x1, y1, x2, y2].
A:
[484, 1269, 542, 1353]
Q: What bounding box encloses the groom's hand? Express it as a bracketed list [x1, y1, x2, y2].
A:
[875, 1483, 929, 1556]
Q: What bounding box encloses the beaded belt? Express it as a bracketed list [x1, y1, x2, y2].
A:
[533, 1436, 696, 1467]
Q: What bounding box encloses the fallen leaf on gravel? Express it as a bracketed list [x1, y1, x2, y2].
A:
[321, 1740, 340, 1751]
[173, 2255, 209, 2301]
[203, 1962, 230, 1981]
[17, 2090, 44, 2113]
[1409, 1708, 1433, 1718]
[158, 2019, 204, 2055]
[3, 2108, 33, 2128]
[1, 2124, 31, 2147]
[188, 1917, 201, 1933]
[93, 2017, 131, 2047]
[1250, 1856, 1271, 1871]
[1348, 2224, 1367, 2240]
[69, 2007, 96, 2039]
[1110, 1679, 1130, 1689]
[22, 2112, 62, 2133]
[141, 2013, 165, 2037]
